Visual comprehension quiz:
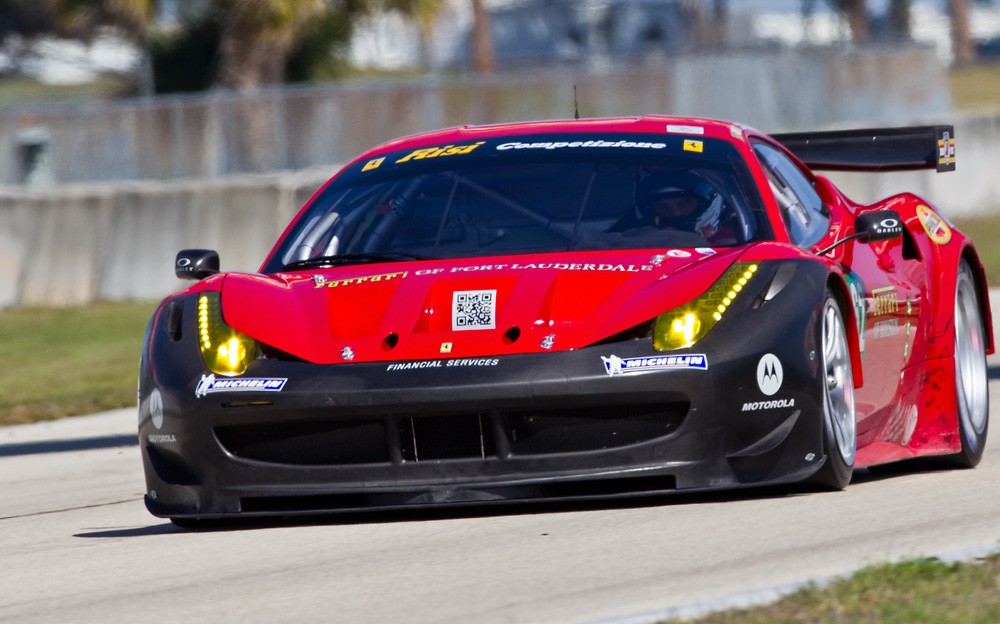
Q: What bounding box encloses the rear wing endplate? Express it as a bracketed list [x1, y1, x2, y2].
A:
[771, 125, 955, 173]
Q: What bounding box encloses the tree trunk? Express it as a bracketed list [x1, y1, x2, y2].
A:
[842, 0, 869, 42]
[471, 0, 494, 74]
[888, 0, 910, 40]
[217, 11, 289, 91]
[216, 9, 287, 172]
[707, 0, 728, 48]
[949, 0, 976, 65]
[684, 0, 724, 49]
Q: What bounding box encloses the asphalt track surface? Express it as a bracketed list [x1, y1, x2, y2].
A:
[3, 299, 1000, 624]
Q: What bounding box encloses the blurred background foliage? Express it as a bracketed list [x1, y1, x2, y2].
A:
[0, 1, 993, 99]
[0, 0, 490, 95]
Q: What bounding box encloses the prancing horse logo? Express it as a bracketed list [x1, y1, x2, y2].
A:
[756, 353, 783, 396]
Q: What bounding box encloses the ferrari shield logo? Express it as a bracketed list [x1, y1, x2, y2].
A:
[362, 157, 385, 172]
[683, 140, 703, 153]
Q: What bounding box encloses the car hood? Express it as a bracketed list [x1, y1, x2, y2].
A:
[220, 249, 746, 364]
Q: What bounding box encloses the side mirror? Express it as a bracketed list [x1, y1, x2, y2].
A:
[175, 249, 220, 280]
[816, 209, 903, 256]
[854, 210, 904, 244]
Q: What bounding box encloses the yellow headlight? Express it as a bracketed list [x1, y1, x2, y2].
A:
[653, 263, 758, 351]
[197, 293, 257, 376]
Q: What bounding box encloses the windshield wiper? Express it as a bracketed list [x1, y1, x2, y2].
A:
[283, 252, 428, 270]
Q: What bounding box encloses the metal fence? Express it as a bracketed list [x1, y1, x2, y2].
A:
[0, 45, 952, 187]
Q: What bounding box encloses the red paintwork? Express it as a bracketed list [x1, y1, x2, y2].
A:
[181, 115, 993, 469]
[221, 249, 746, 364]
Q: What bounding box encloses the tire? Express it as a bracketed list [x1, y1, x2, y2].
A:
[946, 260, 989, 468]
[808, 290, 857, 490]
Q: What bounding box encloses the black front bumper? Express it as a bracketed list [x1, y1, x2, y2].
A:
[138, 261, 832, 518]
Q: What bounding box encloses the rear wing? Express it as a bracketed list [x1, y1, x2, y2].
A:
[771, 125, 956, 173]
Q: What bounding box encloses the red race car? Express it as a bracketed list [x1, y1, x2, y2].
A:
[138, 116, 991, 524]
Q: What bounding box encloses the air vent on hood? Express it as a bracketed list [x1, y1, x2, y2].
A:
[166, 300, 184, 342]
[503, 326, 521, 344]
[383, 333, 399, 351]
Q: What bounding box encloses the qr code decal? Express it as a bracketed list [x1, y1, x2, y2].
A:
[452, 289, 497, 331]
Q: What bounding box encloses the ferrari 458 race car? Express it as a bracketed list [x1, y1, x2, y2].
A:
[138, 116, 992, 523]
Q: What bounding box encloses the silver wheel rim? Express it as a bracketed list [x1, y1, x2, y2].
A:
[955, 270, 988, 447]
[823, 299, 856, 465]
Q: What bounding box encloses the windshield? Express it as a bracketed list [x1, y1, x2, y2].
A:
[265, 132, 771, 273]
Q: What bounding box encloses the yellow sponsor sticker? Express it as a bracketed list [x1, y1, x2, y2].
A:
[916, 204, 952, 245]
[362, 157, 385, 172]
[395, 141, 486, 164]
[870, 286, 900, 317]
[937, 136, 956, 166]
[683, 140, 704, 153]
[440, 342, 453, 354]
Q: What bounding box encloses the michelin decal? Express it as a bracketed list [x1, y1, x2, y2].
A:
[602, 354, 708, 376]
[195, 374, 287, 398]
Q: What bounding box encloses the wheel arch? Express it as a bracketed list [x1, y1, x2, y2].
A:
[960, 244, 994, 355]
[825, 272, 864, 389]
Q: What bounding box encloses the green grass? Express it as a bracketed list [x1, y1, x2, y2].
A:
[0, 300, 156, 426]
[949, 62, 1000, 111]
[952, 216, 1000, 285]
[0, 75, 133, 106]
[673, 554, 1000, 623]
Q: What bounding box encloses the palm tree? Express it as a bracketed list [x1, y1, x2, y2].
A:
[55, 0, 155, 37]
[0, 1, 59, 74]
[54, 0, 158, 94]
[832, 0, 869, 42]
[887, 0, 910, 39]
[826, 0, 974, 65]
[213, 0, 329, 91]
[377, 0, 492, 74]
[378, 0, 447, 70]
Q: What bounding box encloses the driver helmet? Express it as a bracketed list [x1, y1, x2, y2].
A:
[636, 172, 721, 231]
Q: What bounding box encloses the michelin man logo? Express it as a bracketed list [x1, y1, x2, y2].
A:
[756, 353, 783, 396]
[195, 374, 216, 398]
[601, 355, 625, 375]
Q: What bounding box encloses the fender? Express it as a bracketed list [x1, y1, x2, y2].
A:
[826, 269, 865, 389]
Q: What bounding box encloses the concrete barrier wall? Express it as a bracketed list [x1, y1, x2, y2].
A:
[2, 112, 999, 309]
[0, 171, 326, 307]
[826, 112, 1000, 214]
[1, 46, 951, 186]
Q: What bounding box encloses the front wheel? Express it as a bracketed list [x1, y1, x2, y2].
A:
[946, 260, 989, 467]
[808, 291, 857, 490]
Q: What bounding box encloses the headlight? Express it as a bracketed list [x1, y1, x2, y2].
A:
[653, 262, 759, 351]
[197, 293, 257, 376]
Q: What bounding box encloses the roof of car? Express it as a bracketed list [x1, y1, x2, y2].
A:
[362, 115, 750, 158]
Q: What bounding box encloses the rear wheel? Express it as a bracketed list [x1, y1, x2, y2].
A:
[808, 291, 857, 490]
[947, 260, 989, 467]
